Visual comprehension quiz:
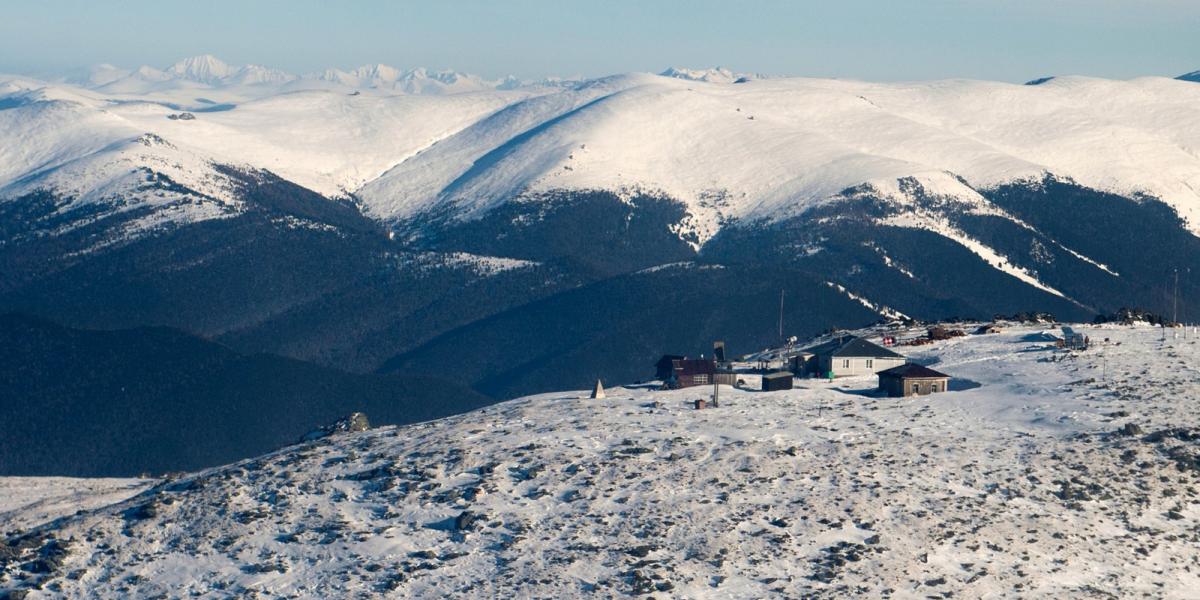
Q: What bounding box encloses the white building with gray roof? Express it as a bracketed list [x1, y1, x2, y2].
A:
[795, 335, 907, 378]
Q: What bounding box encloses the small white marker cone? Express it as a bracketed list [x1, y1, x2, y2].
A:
[590, 379, 606, 399]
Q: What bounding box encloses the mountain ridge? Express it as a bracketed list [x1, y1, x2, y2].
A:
[4, 65, 1200, 408]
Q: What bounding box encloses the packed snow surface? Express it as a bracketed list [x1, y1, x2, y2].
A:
[0, 478, 149, 533]
[5, 324, 1200, 598]
[4, 65, 1200, 243]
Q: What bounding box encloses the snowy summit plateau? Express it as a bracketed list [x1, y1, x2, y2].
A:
[4, 322, 1200, 597]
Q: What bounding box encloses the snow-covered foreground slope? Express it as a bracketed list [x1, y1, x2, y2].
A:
[5, 324, 1200, 598]
[0, 478, 150, 533]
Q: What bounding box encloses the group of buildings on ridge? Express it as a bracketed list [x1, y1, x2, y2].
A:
[655, 333, 953, 398]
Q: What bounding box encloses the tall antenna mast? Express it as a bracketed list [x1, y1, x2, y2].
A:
[778, 289, 785, 342]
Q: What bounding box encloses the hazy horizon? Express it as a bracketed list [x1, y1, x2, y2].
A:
[2, 0, 1198, 83]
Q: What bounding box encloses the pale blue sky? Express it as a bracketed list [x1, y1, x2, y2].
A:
[2, 0, 1197, 82]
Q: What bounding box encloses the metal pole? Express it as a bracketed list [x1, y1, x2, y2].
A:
[1174, 268, 1179, 326]
[778, 289, 785, 342]
[1184, 269, 1190, 339]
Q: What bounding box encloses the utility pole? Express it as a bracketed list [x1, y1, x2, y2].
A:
[1174, 268, 1179, 326]
[778, 289, 785, 342]
[712, 378, 719, 408]
[1182, 268, 1190, 339]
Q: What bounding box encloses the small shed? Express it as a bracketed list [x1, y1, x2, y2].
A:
[1061, 327, 1089, 350]
[762, 371, 794, 392]
[789, 352, 817, 376]
[877, 364, 951, 398]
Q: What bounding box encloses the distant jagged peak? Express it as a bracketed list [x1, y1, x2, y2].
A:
[58, 63, 130, 87]
[659, 66, 764, 84]
[230, 64, 296, 85]
[314, 64, 490, 90]
[131, 65, 172, 82]
[47, 57, 552, 94]
[166, 54, 235, 84]
[349, 63, 403, 82]
[402, 67, 473, 85]
[1179, 70, 1200, 83]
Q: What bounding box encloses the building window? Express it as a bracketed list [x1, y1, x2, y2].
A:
[842, 359, 850, 369]
[912, 383, 919, 393]
[696, 375, 708, 384]
[866, 359, 873, 368]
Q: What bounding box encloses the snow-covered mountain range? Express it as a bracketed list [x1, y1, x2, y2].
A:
[4, 323, 1200, 597]
[4, 57, 1200, 400]
[6, 59, 1200, 242]
[45, 55, 565, 99]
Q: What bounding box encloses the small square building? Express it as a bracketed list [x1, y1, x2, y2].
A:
[877, 364, 951, 397]
[761, 371, 794, 391]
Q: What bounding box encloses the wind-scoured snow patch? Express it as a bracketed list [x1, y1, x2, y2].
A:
[270, 215, 341, 233]
[823, 281, 910, 320]
[858, 176, 1078, 301]
[878, 210, 1074, 301]
[865, 172, 1004, 217]
[871, 174, 1121, 279]
[636, 261, 726, 275]
[0, 477, 151, 532]
[415, 251, 540, 276]
[1057, 244, 1121, 277]
[863, 242, 915, 279]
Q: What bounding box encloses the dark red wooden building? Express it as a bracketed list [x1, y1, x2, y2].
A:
[655, 355, 717, 389]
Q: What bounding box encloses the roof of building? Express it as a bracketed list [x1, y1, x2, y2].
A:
[673, 358, 716, 376]
[877, 363, 950, 379]
[805, 335, 905, 359]
[762, 371, 793, 380]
